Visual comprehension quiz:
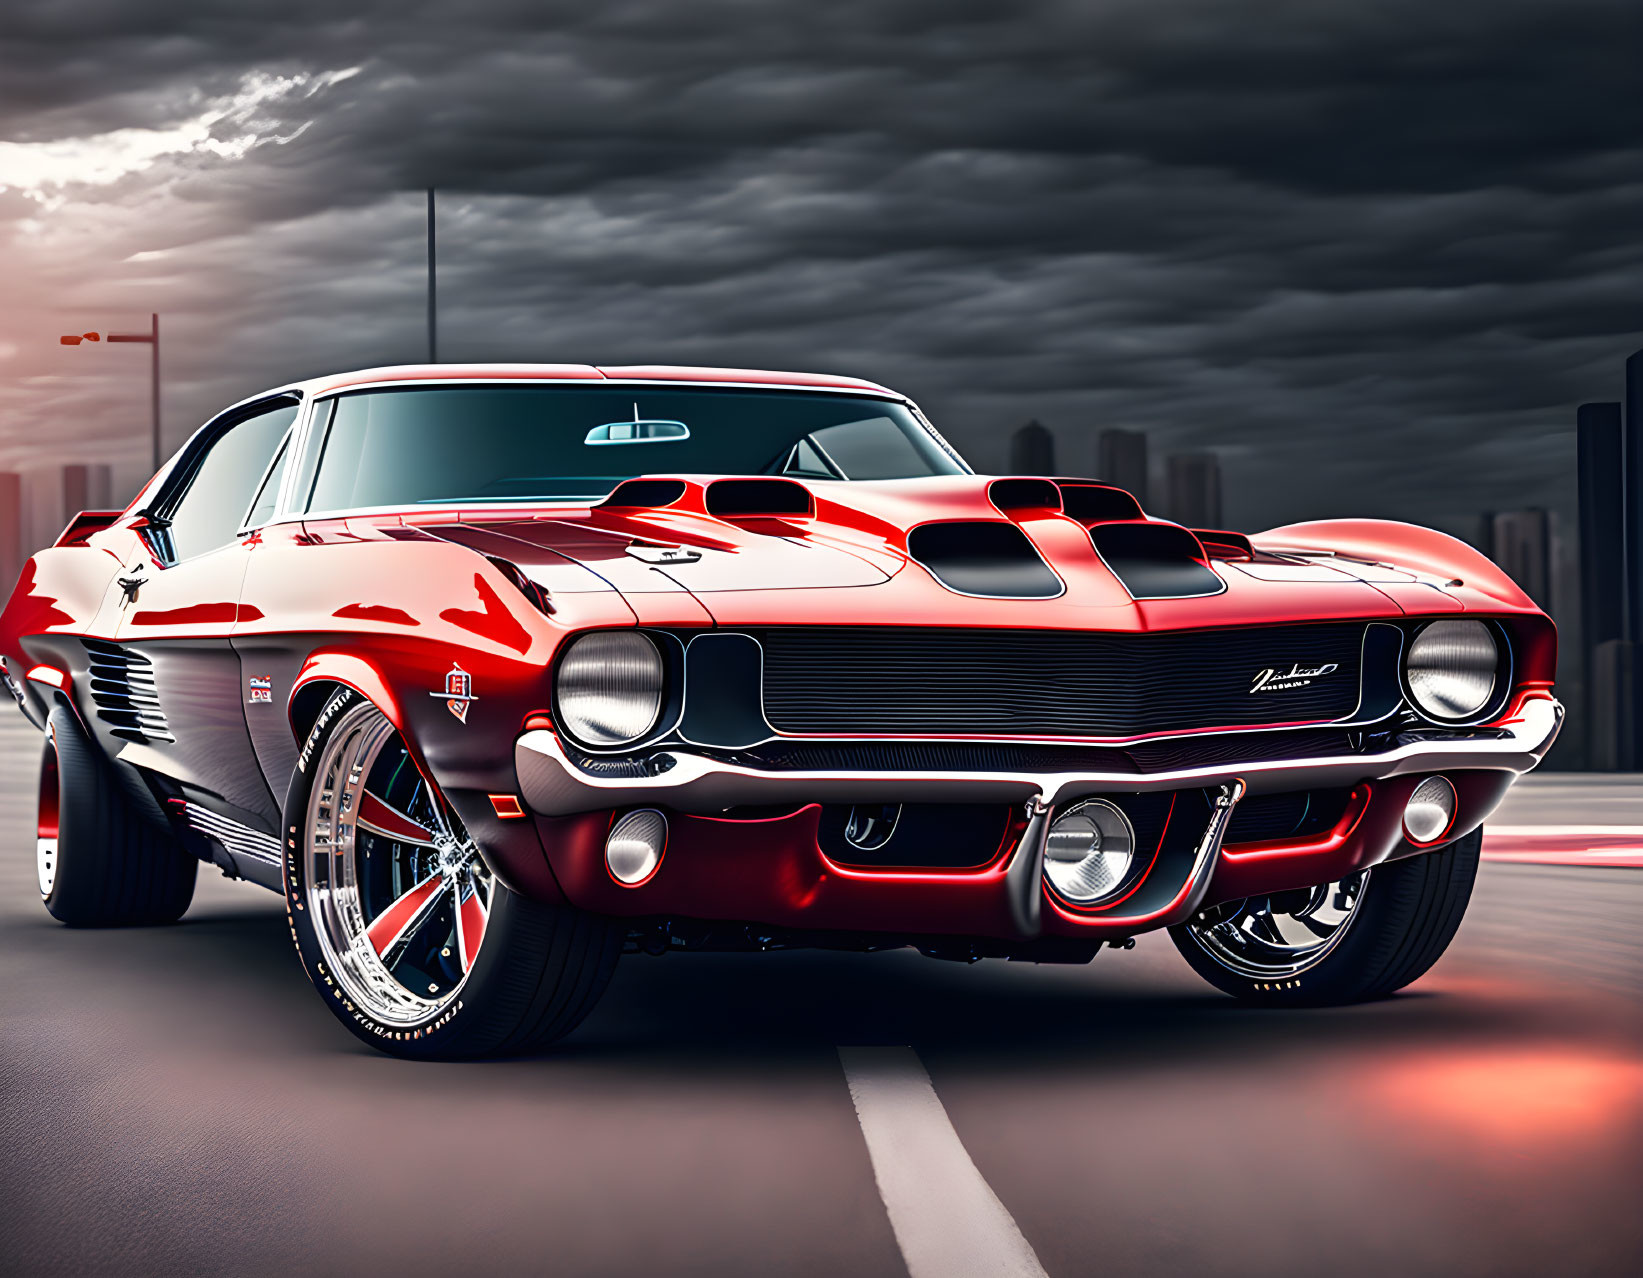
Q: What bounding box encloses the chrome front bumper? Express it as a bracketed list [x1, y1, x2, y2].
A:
[515, 697, 1564, 817]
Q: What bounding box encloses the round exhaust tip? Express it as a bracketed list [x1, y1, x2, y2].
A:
[607, 809, 667, 885]
[1403, 776, 1457, 845]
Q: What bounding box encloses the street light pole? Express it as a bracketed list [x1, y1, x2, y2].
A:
[427, 188, 438, 363]
[107, 314, 161, 472]
[62, 313, 162, 472]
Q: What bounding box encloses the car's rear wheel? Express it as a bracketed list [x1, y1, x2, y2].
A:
[38, 705, 197, 926]
[1169, 827, 1482, 1005]
[283, 689, 622, 1059]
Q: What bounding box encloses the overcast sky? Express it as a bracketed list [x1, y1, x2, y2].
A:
[1, 0, 1637, 541]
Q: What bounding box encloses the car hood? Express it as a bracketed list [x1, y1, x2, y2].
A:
[421, 475, 1483, 632]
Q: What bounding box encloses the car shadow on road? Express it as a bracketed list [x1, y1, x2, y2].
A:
[9, 899, 1571, 1074]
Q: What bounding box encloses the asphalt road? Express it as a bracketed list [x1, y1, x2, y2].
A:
[1, 714, 1639, 1278]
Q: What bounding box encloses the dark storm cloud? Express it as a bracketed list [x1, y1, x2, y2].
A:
[0, 0, 1637, 545]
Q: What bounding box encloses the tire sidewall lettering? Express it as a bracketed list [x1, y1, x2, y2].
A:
[283, 686, 470, 1052]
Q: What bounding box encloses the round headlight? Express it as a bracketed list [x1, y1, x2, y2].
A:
[1405, 620, 1499, 722]
[1044, 799, 1136, 905]
[555, 631, 665, 747]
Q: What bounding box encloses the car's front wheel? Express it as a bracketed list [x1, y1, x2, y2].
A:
[1169, 827, 1482, 1005]
[283, 689, 622, 1059]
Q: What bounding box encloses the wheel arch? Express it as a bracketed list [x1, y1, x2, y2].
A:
[289, 652, 406, 754]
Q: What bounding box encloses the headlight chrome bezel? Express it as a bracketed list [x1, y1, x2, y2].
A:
[1402, 619, 1507, 725]
[553, 630, 668, 750]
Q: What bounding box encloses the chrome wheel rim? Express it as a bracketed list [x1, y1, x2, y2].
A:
[1185, 869, 1370, 979]
[304, 702, 495, 1027]
[37, 733, 59, 899]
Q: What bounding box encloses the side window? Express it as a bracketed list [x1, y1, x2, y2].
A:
[162, 401, 299, 561]
[242, 432, 293, 531]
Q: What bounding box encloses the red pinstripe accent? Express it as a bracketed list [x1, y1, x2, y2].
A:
[358, 791, 436, 843]
[366, 873, 445, 956]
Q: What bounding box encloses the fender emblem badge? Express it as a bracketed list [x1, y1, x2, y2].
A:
[247, 676, 273, 705]
[433, 664, 478, 723]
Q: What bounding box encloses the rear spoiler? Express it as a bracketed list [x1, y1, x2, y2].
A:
[53, 510, 122, 547]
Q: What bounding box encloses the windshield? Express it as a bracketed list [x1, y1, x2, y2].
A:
[300, 384, 967, 511]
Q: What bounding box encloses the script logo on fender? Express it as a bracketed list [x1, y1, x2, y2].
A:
[432, 664, 478, 723]
[1250, 662, 1338, 694]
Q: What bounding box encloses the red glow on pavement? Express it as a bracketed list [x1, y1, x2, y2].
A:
[1483, 828, 1643, 868]
[1375, 1050, 1643, 1150]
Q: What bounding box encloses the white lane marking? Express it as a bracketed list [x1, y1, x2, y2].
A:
[839, 1046, 1049, 1278]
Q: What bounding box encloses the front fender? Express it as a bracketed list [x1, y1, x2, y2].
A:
[1255, 518, 1537, 611]
[286, 650, 564, 903]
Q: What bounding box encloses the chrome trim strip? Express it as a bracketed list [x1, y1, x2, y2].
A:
[176, 802, 283, 866]
[515, 697, 1562, 817]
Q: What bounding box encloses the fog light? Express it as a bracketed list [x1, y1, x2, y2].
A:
[1044, 799, 1136, 904]
[1403, 776, 1456, 845]
[607, 809, 667, 885]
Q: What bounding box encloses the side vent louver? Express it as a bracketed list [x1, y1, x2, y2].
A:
[83, 638, 173, 743]
[906, 522, 1063, 599]
[1088, 524, 1224, 600]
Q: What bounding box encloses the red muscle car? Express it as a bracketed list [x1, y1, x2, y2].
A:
[1, 364, 1561, 1057]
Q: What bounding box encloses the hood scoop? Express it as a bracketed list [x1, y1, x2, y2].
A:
[601, 479, 688, 510]
[906, 522, 1063, 599]
[1088, 523, 1223, 600]
[704, 478, 814, 519]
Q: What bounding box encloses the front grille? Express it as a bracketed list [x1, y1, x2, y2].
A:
[754, 624, 1366, 738]
[82, 639, 173, 743]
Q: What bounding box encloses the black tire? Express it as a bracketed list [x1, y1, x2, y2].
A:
[1170, 827, 1482, 1006]
[282, 687, 622, 1059]
[38, 705, 197, 926]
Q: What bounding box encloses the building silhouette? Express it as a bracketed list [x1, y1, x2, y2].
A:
[62, 463, 112, 517]
[0, 472, 21, 596]
[1098, 429, 1148, 505]
[1628, 352, 1643, 646]
[1578, 402, 1630, 767]
[1009, 421, 1056, 474]
[1487, 509, 1554, 609]
[1165, 452, 1222, 528]
[1576, 350, 1643, 770]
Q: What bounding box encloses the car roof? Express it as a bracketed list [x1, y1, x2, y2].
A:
[291, 363, 902, 399]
